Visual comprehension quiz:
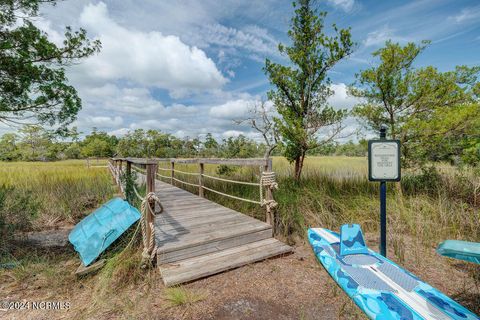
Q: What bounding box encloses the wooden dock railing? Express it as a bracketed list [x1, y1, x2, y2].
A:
[108, 157, 279, 234]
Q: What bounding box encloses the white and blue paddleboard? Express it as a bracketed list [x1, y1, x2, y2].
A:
[308, 224, 479, 320]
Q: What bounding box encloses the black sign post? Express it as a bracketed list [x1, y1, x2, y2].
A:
[368, 125, 401, 257]
[379, 127, 387, 257]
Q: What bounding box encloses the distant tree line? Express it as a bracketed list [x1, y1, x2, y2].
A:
[0, 125, 377, 162]
[0, 0, 478, 178]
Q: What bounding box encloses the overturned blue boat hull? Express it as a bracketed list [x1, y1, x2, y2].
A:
[69, 198, 141, 266]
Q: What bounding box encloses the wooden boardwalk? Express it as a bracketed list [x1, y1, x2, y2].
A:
[150, 179, 292, 287]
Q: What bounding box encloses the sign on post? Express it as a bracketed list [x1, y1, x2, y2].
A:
[367, 125, 401, 257]
[368, 140, 401, 182]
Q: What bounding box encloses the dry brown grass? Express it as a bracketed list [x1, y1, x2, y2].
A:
[1, 233, 478, 319]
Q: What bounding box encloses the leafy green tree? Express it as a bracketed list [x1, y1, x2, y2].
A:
[81, 139, 109, 158]
[81, 128, 117, 158]
[221, 135, 259, 158]
[405, 103, 480, 165]
[265, 0, 353, 180]
[0, 0, 100, 133]
[0, 133, 20, 161]
[116, 129, 148, 157]
[350, 41, 479, 165]
[17, 125, 53, 160]
[64, 142, 81, 159]
[201, 133, 219, 157]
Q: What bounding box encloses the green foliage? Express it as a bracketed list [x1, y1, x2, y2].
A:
[216, 164, 237, 176]
[313, 139, 367, 157]
[220, 135, 258, 158]
[264, 0, 353, 179]
[0, 133, 20, 161]
[350, 40, 480, 166]
[116, 129, 187, 158]
[120, 170, 138, 205]
[401, 166, 442, 195]
[17, 125, 54, 161]
[64, 142, 81, 159]
[0, 0, 101, 132]
[80, 128, 118, 158]
[0, 184, 40, 250]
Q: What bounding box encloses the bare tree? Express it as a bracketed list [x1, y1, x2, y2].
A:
[235, 99, 279, 159]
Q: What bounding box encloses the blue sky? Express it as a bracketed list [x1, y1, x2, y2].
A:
[6, 0, 478, 140]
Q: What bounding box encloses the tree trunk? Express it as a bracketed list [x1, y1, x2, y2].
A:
[294, 152, 306, 181]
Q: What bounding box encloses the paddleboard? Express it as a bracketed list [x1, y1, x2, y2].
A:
[308, 225, 479, 320]
[437, 240, 480, 265]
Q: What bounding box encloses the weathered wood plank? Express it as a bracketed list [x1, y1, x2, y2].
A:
[160, 238, 292, 286]
[75, 259, 106, 276]
[158, 228, 272, 264]
[156, 213, 251, 232]
[156, 221, 271, 252]
[156, 218, 258, 241]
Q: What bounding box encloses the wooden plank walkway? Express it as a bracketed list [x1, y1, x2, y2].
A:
[150, 178, 292, 287]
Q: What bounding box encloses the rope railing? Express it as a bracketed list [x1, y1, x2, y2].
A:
[173, 169, 199, 176]
[132, 184, 144, 201]
[109, 157, 279, 234]
[132, 165, 146, 175]
[201, 173, 260, 186]
[172, 177, 199, 188]
[156, 172, 171, 180]
[202, 185, 262, 205]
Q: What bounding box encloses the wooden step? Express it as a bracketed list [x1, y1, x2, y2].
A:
[155, 218, 271, 252]
[157, 228, 273, 264]
[159, 238, 292, 287]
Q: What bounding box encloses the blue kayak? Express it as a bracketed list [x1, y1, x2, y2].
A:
[437, 240, 480, 265]
[69, 198, 141, 266]
[308, 224, 479, 320]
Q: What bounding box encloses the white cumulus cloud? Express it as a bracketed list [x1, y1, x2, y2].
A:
[76, 2, 226, 96]
[328, 83, 361, 110]
[209, 99, 255, 119]
[327, 0, 355, 12]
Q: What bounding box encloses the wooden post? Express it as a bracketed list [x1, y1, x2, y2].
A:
[264, 158, 275, 235]
[86, 158, 90, 168]
[126, 161, 131, 177]
[170, 161, 175, 186]
[126, 161, 132, 202]
[146, 162, 157, 244]
[113, 160, 118, 181]
[199, 162, 205, 197]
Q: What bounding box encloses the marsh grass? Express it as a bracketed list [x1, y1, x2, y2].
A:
[163, 287, 208, 307]
[0, 160, 114, 230]
[157, 157, 479, 250]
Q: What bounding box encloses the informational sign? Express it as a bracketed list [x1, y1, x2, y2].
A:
[368, 140, 401, 182]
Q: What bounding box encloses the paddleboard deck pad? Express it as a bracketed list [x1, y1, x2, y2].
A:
[308, 225, 479, 320]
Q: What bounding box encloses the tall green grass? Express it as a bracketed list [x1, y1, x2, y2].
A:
[158, 157, 479, 248]
[0, 160, 114, 238]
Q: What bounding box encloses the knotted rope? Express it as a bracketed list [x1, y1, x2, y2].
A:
[139, 192, 162, 267]
[260, 171, 279, 212]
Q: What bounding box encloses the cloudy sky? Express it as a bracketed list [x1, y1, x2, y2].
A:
[20, 0, 480, 140]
